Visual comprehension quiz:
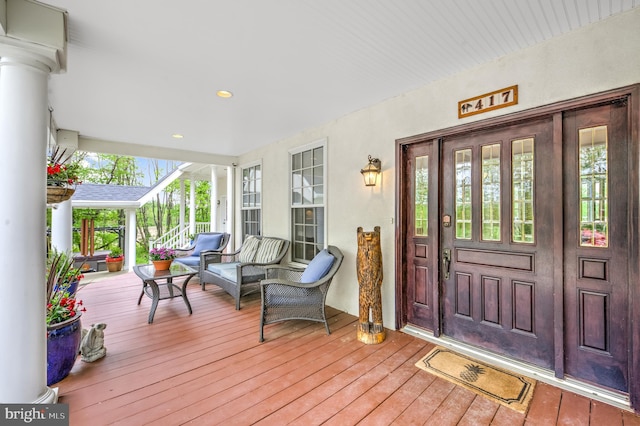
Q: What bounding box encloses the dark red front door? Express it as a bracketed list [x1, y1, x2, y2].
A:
[562, 101, 630, 392]
[439, 118, 557, 368]
[404, 141, 440, 332]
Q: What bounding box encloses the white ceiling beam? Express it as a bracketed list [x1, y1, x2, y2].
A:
[78, 135, 238, 167]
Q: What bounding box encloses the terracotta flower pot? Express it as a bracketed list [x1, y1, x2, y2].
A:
[152, 259, 173, 271]
[106, 258, 124, 272]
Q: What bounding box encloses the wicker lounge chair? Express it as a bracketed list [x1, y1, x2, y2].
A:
[259, 245, 344, 342]
[173, 232, 230, 274]
[200, 235, 290, 310]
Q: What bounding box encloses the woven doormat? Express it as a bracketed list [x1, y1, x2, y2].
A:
[415, 347, 536, 413]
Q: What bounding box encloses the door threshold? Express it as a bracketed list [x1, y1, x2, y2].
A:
[402, 324, 632, 412]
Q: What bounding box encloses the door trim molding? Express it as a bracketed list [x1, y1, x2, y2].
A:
[396, 85, 638, 146]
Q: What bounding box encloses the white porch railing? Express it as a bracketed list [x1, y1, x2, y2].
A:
[149, 222, 211, 250]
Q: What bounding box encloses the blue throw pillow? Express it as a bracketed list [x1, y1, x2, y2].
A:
[300, 249, 335, 283]
[192, 234, 223, 256]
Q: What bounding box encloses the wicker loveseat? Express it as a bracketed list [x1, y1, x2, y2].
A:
[200, 235, 290, 310]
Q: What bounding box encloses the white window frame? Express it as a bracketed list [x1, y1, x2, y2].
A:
[289, 138, 328, 263]
[240, 160, 262, 239]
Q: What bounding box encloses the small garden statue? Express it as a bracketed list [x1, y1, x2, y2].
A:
[356, 226, 385, 344]
[80, 323, 107, 362]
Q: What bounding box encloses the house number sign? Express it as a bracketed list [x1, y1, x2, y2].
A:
[458, 85, 518, 119]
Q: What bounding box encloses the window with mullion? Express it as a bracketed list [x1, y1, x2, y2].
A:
[241, 164, 261, 237]
[290, 142, 326, 263]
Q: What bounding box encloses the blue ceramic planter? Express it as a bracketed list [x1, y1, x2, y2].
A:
[53, 280, 79, 296]
[47, 314, 82, 386]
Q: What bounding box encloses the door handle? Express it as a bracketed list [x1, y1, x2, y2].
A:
[442, 248, 451, 280]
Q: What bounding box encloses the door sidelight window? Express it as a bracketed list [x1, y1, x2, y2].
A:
[415, 155, 429, 236]
[579, 125, 608, 247]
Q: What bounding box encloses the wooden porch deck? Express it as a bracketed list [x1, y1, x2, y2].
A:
[57, 272, 640, 425]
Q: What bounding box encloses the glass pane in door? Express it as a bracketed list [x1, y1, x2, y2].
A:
[455, 149, 472, 239]
[482, 144, 501, 241]
[579, 125, 609, 247]
[415, 156, 429, 236]
[512, 138, 535, 243]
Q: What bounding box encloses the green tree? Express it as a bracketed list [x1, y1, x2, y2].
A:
[49, 151, 212, 265]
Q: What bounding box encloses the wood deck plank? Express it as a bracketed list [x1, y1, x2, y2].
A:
[360, 364, 437, 425]
[424, 386, 477, 426]
[154, 322, 364, 425]
[391, 377, 456, 425]
[490, 406, 526, 426]
[458, 395, 501, 426]
[50, 272, 640, 426]
[556, 391, 591, 426]
[523, 382, 561, 425]
[116, 315, 359, 424]
[298, 337, 425, 426]
[324, 346, 429, 425]
[623, 411, 640, 425]
[590, 400, 623, 426]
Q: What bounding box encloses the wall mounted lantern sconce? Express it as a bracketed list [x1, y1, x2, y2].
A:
[360, 155, 382, 187]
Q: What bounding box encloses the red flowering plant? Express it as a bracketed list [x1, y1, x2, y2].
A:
[106, 247, 124, 262]
[47, 147, 82, 188]
[46, 250, 86, 326]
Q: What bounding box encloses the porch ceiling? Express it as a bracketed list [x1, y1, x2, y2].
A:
[41, 0, 640, 161]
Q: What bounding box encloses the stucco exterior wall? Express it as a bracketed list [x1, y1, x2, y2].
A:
[238, 7, 640, 330]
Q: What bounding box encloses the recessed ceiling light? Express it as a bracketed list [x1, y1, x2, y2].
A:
[217, 90, 233, 98]
[172, 133, 184, 139]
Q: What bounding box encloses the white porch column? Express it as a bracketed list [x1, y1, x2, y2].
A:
[0, 1, 66, 404]
[0, 2, 66, 403]
[125, 208, 137, 271]
[179, 179, 186, 228]
[179, 178, 186, 246]
[50, 200, 73, 253]
[0, 57, 56, 403]
[189, 177, 196, 235]
[210, 166, 218, 232]
[227, 165, 235, 251]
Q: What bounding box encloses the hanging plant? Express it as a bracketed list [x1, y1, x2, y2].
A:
[47, 147, 82, 187]
[47, 147, 82, 203]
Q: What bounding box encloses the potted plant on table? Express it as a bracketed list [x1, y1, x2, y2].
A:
[105, 248, 124, 272]
[46, 250, 87, 385]
[149, 247, 177, 271]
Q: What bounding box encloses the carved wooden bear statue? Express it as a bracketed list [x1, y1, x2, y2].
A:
[356, 226, 386, 344]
